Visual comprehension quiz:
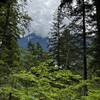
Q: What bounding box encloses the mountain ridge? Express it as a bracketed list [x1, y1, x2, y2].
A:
[18, 33, 49, 51]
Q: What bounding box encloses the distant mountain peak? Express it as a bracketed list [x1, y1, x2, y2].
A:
[18, 33, 48, 51]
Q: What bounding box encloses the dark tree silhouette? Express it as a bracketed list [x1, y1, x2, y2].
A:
[0, 0, 7, 3]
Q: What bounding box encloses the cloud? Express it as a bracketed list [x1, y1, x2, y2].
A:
[26, 0, 60, 37]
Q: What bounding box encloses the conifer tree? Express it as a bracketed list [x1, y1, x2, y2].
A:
[91, 0, 100, 76]
[49, 7, 64, 66]
[59, 0, 89, 96]
[0, 1, 31, 98]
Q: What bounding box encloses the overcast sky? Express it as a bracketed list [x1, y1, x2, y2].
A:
[26, 0, 60, 37]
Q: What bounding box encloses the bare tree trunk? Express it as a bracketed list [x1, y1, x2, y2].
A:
[57, 7, 61, 66]
[82, 0, 88, 96]
[8, 93, 12, 100]
[95, 0, 100, 75]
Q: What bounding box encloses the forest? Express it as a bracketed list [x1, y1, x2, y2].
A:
[0, 0, 100, 100]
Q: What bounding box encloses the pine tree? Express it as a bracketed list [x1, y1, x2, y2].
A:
[0, 0, 31, 70]
[59, 0, 90, 96]
[59, 28, 83, 70]
[59, 28, 71, 69]
[49, 7, 64, 66]
[0, 0, 31, 99]
[91, 0, 100, 76]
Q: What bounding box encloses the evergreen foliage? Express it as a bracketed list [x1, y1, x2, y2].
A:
[0, 0, 100, 99]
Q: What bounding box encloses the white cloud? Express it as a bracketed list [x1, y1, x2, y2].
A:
[25, 0, 60, 37]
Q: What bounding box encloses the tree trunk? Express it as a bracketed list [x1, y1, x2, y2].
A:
[95, 0, 100, 73]
[8, 93, 12, 100]
[57, 7, 61, 66]
[82, 0, 88, 96]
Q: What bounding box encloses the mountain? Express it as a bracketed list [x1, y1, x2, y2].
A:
[18, 33, 49, 51]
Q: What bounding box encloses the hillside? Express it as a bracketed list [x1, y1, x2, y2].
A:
[18, 33, 49, 51]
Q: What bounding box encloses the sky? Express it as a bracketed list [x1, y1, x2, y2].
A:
[26, 0, 60, 38]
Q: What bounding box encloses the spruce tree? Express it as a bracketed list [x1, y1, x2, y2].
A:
[0, 0, 31, 97]
[49, 7, 64, 66]
[59, 0, 89, 96]
[91, 0, 100, 76]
